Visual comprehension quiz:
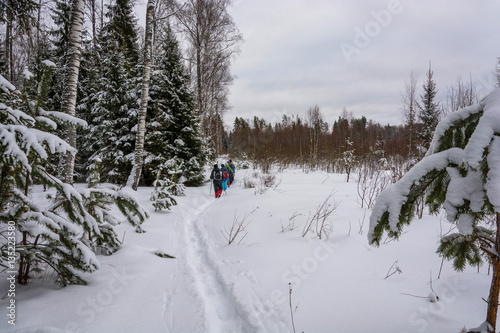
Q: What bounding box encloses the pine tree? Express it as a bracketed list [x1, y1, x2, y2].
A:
[145, 24, 206, 187]
[418, 62, 440, 151]
[76, 33, 102, 181]
[369, 89, 500, 333]
[82, 0, 141, 184]
[342, 139, 355, 182]
[0, 63, 98, 285]
[0, 63, 148, 286]
[0, 0, 39, 83]
[150, 169, 177, 212]
[48, 0, 72, 113]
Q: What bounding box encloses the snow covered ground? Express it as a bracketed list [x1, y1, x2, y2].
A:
[1, 168, 494, 333]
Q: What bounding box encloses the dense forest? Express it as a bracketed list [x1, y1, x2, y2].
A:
[0, 0, 244, 286]
[1, 0, 244, 187]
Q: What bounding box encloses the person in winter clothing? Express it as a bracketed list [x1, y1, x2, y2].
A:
[228, 160, 235, 184]
[210, 164, 223, 198]
[220, 164, 229, 192]
[224, 162, 233, 187]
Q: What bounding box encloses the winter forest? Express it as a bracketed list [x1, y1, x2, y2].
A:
[2, 0, 500, 332]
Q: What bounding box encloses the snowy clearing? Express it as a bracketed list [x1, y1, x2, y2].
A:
[1, 169, 493, 333]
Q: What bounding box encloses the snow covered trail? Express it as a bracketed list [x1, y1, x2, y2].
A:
[4, 170, 491, 332]
[168, 188, 261, 333]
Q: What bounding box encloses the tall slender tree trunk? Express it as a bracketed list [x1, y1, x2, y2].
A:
[128, 0, 154, 190]
[6, 0, 13, 82]
[37, 0, 42, 50]
[62, 0, 86, 185]
[196, 46, 205, 136]
[485, 213, 500, 333]
[89, 0, 97, 49]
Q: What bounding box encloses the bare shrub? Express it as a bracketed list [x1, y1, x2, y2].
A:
[302, 192, 338, 239]
[243, 170, 277, 195]
[355, 167, 391, 209]
[388, 155, 413, 183]
[221, 208, 258, 245]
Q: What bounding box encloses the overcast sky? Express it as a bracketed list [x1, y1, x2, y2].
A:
[137, 0, 500, 127]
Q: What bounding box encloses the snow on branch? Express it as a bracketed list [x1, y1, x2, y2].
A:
[464, 90, 500, 169]
[369, 88, 500, 246]
[368, 148, 465, 244]
[0, 124, 77, 171]
[39, 108, 88, 128]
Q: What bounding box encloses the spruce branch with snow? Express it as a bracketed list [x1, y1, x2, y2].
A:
[79, 0, 141, 184]
[1, 69, 98, 285]
[150, 169, 177, 212]
[0, 69, 148, 286]
[368, 89, 500, 333]
[144, 23, 205, 187]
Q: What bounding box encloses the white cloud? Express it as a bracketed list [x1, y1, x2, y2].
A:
[225, 0, 500, 128]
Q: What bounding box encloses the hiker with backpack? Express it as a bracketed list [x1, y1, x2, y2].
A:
[210, 164, 223, 198]
[220, 164, 230, 192]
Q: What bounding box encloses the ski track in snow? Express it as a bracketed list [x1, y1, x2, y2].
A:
[167, 189, 285, 333]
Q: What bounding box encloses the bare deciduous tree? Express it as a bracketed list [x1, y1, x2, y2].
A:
[306, 105, 323, 169]
[443, 75, 479, 116]
[169, 0, 242, 155]
[400, 70, 419, 159]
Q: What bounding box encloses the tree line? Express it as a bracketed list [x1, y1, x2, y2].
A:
[225, 62, 498, 174]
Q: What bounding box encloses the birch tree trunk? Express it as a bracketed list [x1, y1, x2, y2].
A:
[62, 0, 85, 185]
[127, 0, 154, 190]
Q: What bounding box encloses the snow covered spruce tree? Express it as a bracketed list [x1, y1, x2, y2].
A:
[81, 0, 141, 184]
[418, 62, 441, 151]
[0, 63, 98, 286]
[150, 169, 177, 212]
[0, 63, 148, 286]
[47, 0, 73, 122]
[144, 23, 205, 187]
[368, 89, 500, 333]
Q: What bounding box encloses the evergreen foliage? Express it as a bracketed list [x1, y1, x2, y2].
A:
[0, 65, 148, 286]
[369, 89, 500, 332]
[81, 0, 141, 184]
[145, 24, 205, 187]
[76, 36, 102, 181]
[418, 63, 441, 150]
[0, 63, 98, 285]
[150, 170, 177, 212]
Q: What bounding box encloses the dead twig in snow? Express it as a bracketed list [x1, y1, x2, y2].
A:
[221, 207, 258, 245]
[385, 260, 402, 279]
